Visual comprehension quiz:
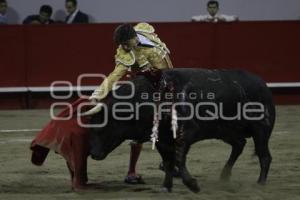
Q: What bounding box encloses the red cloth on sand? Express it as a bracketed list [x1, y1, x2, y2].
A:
[30, 97, 91, 169]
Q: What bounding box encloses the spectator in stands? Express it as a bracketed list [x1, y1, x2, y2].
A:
[192, 0, 238, 22]
[23, 5, 54, 25]
[65, 0, 89, 24]
[0, 0, 8, 24]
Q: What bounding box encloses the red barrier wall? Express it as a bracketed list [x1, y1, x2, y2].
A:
[0, 26, 27, 87]
[25, 24, 116, 86]
[154, 21, 300, 82]
[212, 21, 300, 82]
[0, 21, 300, 108]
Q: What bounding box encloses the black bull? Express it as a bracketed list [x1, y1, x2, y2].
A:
[89, 68, 276, 192]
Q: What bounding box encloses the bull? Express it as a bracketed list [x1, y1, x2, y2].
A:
[89, 68, 276, 193]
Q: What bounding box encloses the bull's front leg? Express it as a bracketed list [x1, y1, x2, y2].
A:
[176, 141, 200, 193]
[175, 124, 200, 193]
[156, 142, 175, 192]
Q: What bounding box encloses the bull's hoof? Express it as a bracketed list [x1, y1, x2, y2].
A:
[220, 170, 231, 181]
[183, 178, 200, 193]
[160, 187, 172, 193]
[257, 180, 267, 185]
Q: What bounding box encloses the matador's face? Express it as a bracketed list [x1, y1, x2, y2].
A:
[121, 36, 139, 52]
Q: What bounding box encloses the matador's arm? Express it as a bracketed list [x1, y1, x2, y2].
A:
[89, 63, 128, 101]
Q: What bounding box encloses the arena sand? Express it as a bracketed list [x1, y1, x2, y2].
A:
[0, 106, 299, 200]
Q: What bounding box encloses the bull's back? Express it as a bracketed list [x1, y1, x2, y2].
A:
[163, 68, 276, 135]
[164, 68, 272, 103]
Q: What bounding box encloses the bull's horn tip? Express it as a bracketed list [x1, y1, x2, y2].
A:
[80, 103, 103, 116]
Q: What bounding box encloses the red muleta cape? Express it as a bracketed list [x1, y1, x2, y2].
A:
[30, 97, 91, 170]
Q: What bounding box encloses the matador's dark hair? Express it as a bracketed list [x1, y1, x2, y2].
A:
[113, 23, 137, 45]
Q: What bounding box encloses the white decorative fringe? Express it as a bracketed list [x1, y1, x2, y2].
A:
[150, 106, 178, 150]
[171, 106, 178, 139]
[151, 113, 159, 150]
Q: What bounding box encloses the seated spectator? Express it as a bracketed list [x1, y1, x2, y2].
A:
[23, 5, 54, 25]
[0, 0, 7, 25]
[65, 0, 89, 24]
[192, 0, 238, 22]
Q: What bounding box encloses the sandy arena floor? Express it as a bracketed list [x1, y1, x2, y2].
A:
[0, 106, 300, 200]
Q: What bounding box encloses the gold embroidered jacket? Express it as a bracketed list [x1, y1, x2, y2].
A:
[91, 22, 173, 100]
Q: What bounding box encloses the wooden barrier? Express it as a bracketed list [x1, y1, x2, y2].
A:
[0, 21, 299, 108]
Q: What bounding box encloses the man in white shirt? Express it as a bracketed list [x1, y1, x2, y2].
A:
[0, 0, 7, 25]
[192, 0, 238, 23]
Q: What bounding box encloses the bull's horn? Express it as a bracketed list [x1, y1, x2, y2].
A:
[80, 103, 103, 116]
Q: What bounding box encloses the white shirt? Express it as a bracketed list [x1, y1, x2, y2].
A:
[137, 34, 155, 47]
[192, 14, 238, 23]
[66, 9, 79, 24]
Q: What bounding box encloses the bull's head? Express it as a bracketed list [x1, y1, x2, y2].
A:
[88, 109, 128, 160]
[87, 76, 157, 160]
[89, 127, 110, 160]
